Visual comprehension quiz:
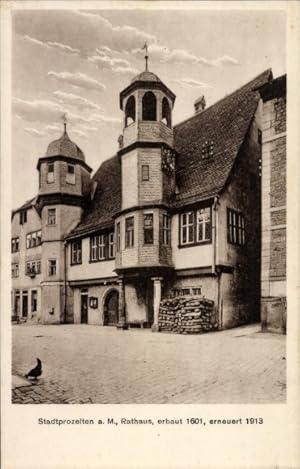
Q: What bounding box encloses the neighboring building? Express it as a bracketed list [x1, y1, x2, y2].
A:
[11, 66, 274, 330]
[257, 75, 287, 332]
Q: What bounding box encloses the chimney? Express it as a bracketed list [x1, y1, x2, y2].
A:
[194, 96, 206, 114]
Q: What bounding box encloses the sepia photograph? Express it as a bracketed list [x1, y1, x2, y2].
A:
[9, 6, 289, 406]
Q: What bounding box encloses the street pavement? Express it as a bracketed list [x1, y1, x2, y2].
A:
[11, 323, 286, 404]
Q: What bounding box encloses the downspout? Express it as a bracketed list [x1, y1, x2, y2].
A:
[63, 240, 67, 324]
[212, 196, 219, 275]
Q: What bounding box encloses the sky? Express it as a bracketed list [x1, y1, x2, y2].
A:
[12, 7, 286, 208]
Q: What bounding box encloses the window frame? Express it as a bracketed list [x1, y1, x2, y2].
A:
[47, 163, 54, 183]
[116, 222, 121, 253]
[125, 216, 134, 248]
[48, 259, 57, 277]
[89, 232, 115, 262]
[162, 214, 171, 246]
[47, 208, 56, 226]
[31, 290, 38, 312]
[26, 230, 42, 249]
[143, 213, 154, 245]
[179, 206, 212, 247]
[19, 210, 27, 225]
[70, 239, 82, 265]
[66, 164, 76, 185]
[108, 232, 115, 259]
[12, 263, 19, 278]
[11, 237, 20, 253]
[141, 164, 150, 181]
[227, 208, 245, 247]
[25, 259, 41, 276]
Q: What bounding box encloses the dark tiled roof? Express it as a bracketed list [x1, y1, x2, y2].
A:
[12, 197, 36, 216]
[131, 71, 162, 84]
[173, 69, 272, 206]
[68, 156, 121, 237]
[67, 69, 272, 237]
[45, 128, 85, 162]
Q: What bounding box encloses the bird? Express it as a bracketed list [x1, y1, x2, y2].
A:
[25, 358, 42, 380]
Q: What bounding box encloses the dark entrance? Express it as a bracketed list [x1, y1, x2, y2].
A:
[80, 293, 88, 324]
[103, 290, 119, 326]
[22, 291, 28, 318]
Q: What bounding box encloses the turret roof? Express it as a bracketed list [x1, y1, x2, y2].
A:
[45, 127, 85, 162]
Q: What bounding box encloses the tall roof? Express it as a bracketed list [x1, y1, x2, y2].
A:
[67, 156, 121, 237]
[174, 69, 272, 206]
[68, 69, 272, 238]
[45, 126, 85, 162]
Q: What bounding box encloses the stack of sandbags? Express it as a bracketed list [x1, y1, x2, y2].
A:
[158, 296, 218, 334]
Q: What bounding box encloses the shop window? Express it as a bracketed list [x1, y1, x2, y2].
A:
[142, 91, 156, 121]
[144, 213, 154, 244]
[161, 97, 171, 127]
[47, 163, 54, 183]
[125, 95, 136, 127]
[125, 217, 134, 248]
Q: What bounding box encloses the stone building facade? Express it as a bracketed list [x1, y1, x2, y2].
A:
[11, 66, 277, 331]
[257, 75, 287, 332]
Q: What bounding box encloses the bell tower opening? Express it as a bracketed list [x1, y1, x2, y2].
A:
[125, 95, 136, 127]
[142, 91, 157, 121]
[161, 97, 171, 127]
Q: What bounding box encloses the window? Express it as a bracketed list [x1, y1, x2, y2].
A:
[26, 230, 42, 249]
[161, 97, 171, 127]
[19, 210, 27, 225]
[71, 240, 82, 265]
[47, 208, 56, 225]
[125, 95, 136, 127]
[14, 290, 20, 315]
[125, 217, 134, 248]
[196, 208, 211, 242]
[144, 213, 154, 244]
[142, 91, 157, 121]
[141, 165, 149, 181]
[180, 212, 195, 245]
[12, 263, 19, 278]
[66, 164, 75, 184]
[173, 287, 202, 297]
[227, 209, 245, 246]
[162, 214, 171, 246]
[47, 163, 54, 183]
[90, 234, 114, 261]
[26, 260, 41, 276]
[108, 232, 115, 259]
[116, 222, 121, 252]
[48, 259, 56, 276]
[180, 207, 211, 246]
[31, 290, 38, 312]
[11, 237, 20, 253]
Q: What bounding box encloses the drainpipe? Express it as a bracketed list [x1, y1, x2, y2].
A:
[63, 240, 67, 324]
[212, 196, 219, 275]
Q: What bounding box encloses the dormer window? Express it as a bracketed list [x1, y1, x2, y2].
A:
[66, 164, 75, 184]
[47, 163, 54, 183]
[142, 91, 156, 121]
[19, 210, 27, 225]
[125, 95, 136, 127]
[161, 97, 171, 128]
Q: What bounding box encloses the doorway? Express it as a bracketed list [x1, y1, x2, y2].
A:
[103, 290, 119, 326]
[22, 291, 28, 318]
[80, 293, 88, 324]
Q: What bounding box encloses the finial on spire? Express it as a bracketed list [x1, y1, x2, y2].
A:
[62, 112, 67, 133]
[142, 42, 148, 71]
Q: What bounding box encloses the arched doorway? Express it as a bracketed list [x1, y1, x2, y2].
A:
[103, 289, 119, 326]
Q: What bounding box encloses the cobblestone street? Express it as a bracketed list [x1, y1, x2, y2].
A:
[12, 323, 286, 404]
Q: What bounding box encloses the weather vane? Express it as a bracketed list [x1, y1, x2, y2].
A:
[142, 42, 149, 71]
[62, 112, 67, 132]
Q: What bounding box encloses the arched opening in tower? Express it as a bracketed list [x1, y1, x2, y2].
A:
[161, 97, 171, 127]
[125, 95, 136, 127]
[142, 91, 157, 121]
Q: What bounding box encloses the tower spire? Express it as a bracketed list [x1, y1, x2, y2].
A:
[62, 112, 67, 134]
[142, 42, 148, 71]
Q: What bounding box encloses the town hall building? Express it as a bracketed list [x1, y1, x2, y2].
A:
[11, 63, 280, 331]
